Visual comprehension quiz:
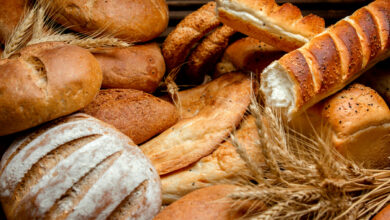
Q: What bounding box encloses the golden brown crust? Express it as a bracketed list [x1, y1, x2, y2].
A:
[141, 73, 252, 175]
[162, 2, 220, 72]
[93, 43, 165, 93]
[0, 0, 26, 44]
[0, 42, 102, 136]
[81, 89, 179, 145]
[373, 204, 390, 220]
[184, 25, 236, 83]
[216, 0, 325, 52]
[155, 185, 246, 220]
[49, 0, 168, 42]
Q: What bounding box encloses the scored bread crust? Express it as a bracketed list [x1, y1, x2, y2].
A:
[261, 0, 390, 119]
[141, 73, 252, 175]
[184, 25, 236, 83]
[162, 2, 220, 72]
[0, 113, 161, 220]
[161, 116, 262, 204]
[216, 0, 325, 51]
[0, 42, 102, 136]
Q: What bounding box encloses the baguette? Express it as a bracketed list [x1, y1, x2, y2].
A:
[216, 0, 325, 52]
[260, 0, 390, 119]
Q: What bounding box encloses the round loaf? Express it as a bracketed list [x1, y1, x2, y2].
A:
[49, 0, 169, 42]
[81, 89, 179, 144]
[0, 0, 26, 43]
[0, 113, 161, 220]
[0, 42, 102, 136]
[93, 43, 165, 93]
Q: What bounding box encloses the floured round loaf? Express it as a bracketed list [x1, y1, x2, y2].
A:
[0, 41, 102, 136]
[0, 0, 27, 43]
[48, 0, 169, 42]
[0, 113, 161, 220]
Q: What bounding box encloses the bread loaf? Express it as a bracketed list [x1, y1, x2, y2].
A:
[373, 204, 390, 220]
[0, 0, 26, 43]
[93, 43, 165, 93]
[216, 0, 325, 52]
[161, 116, 262, 204]
[81, 89, 179, 145]
[47, 0, 169, 42]
[260, 0, 390, 119]
[141, 73, 252, 175]
[0, 113, 161, 220]
[0, 41, 102, 136]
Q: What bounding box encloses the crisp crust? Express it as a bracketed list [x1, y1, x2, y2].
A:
[141, 73, 252, 175]
[161, 116, 262, 204]
[93, 43, 165, 93]
[184, 25, 236, 83]
[155, 185, 245, 220]
[0, 0, 26, 43]
[0, 42, 102, 136]
[49, 0, 168, 42]
[216, 0, 325, 51]
[162, 2, 220, 72]
[373, 204, 390, 220]
[216, 37, 284, 76]
[366, 0, 390, 50]
[81, 89, 179, 145]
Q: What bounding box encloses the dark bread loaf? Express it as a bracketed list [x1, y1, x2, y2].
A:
[0, 113, 161, 220]
[261, 0, 390, 119]
[0, 42, 102, 136]
[93, 43, 165, 93]
[81, 89, 179, 145]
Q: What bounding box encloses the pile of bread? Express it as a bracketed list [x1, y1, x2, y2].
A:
[0, 0, 389, 219]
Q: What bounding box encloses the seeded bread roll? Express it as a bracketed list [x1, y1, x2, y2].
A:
[0, 42, 102, 136]
[93, 43, 165, 93]
[81, 89, 179, 145]
[261, 0, 390, 119]
[0, 0, 26, 43]
[47, 0, 169, 42]
[0, 113, 161, 220]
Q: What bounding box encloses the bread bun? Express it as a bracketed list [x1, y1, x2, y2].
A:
[155, 185, 248, 220]
[0, 42, 102, 136]
[0, 0, 26, 43]
[49, 0, 169, 42]
[0, 113, 161, 220]
[81, 89, 179, 145]
[94, 43, 165, 93]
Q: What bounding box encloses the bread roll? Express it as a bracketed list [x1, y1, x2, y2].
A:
[93, 43, 165, 93]
[0, 42, 102, 136]
[155, 185, 250, 220]
[260, 0, 390, 119]
[81, 89, 179, 145]
[161, 116, 263, 204]
[0, 113, 161, 220]
[141, 73, 252, 175]
[48, 0, 168, 42]
[373, 204, 390, 220]
[216, 0, 325, 52]
[0, 0, 26, 43]
[216, 37, 284, 77]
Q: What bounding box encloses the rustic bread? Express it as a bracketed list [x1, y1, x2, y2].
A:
[0, 42, 102, 136]
[161, 116, 263, 204]
[47, 0, 168, 42]
[93, 43, 165, 93]
[162, 2, 220, 72]
[81, 89, 179, 145]
[216, 0, 325, 52]
[260, 0, 390, 119]
[215, 37, 284, 77]
[155, 185, 249, 220]
[0, 113, 161, 220]
[141, 73, 252, 175]
[0, 0, 26, 44]
[373, 204, 390, 220]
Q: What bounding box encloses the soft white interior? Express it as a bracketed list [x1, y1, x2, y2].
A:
[216, 0, 309, 43]
[260, 61, 295, 116]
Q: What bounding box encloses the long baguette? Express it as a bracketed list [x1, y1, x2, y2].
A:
[260, 0, 390, 119]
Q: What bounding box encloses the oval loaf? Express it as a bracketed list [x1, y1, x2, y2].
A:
[0, 113, 161, 220]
